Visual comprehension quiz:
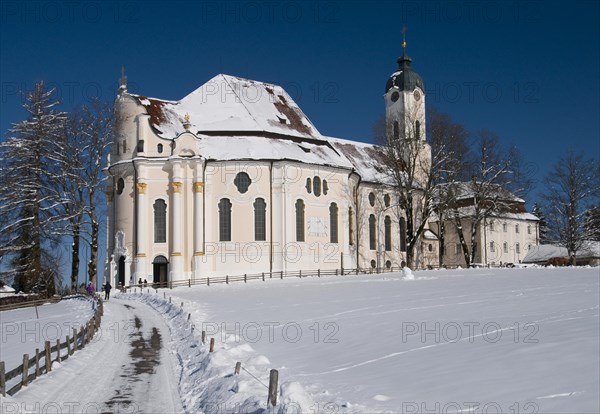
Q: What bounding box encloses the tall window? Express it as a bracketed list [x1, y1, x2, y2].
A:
[515, 224, 520, 234]
[399, 218, 407, 252]
[157, 143, 163, 153]
[329, 203, 338, 243]
[254, 198, 266, 241]
[369, 214, 376, 250]
[516, 243, 521, 254]
[295, 199, 305, 242]
[415, 120, 421, 140]
[503, 242, 508, 253]
[490, 241, 495, 252]
[393, 121, 399, 141]
[348, 207, 354, 246]
[503, 223, 507, 232]
[527, 225, 531, 235]
[384, 216, 392, 251]
[219, 198, 232, 241]
[136, 140, 144, 153]
[154, 199, 167, 243]
[313, 176, 322, 197]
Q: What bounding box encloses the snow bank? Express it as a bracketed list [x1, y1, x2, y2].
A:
[118, 291, 315, 412]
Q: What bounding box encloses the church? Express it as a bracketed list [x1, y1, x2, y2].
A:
[104, 47, 437, 287]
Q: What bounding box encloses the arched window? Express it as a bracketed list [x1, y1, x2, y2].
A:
[490, 241, 495, 252]
[348, 207, 354, 246]
[117, 178, 125, 195]
[313, 176, 322, 197]
[399, 217, 407, 252]
[329, 203, 338, 243]
[384, 216, 392, 251]
[323, 180, 328, 195]
[219, 198, 232, 241]
[254, 198, 266, 241]
[415, 120, 421, 140]
[503, 242, 508, 253]
[515, 224, 520, 233]
[369, 192, 375, 207]
[305, 178, 312, 193]
[385, 260, 392, 269]
[369, 214, 376, 250]
[154, 199, 167, 243]
[516, 243, 521, 254]
[428, 243, 433, 252]
[157, 143, 163, 154]
[295, 199, 305, 242]
[527, 225, 531, 235]
[371, 260, 376, 269]
[393, 121, 399, 141]
[234, 172, 251, 194]
[503, 223, 507, 232]
[384, 194, 391, 207]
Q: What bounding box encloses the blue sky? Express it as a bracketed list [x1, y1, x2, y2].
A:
[1, 0, 598, 195]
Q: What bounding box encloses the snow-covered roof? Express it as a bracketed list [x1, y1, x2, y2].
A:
[197, 134, 354, 169]
[523, 242, 600, 263]
[327, 136, 396, 185]
[432, 206, 538, 221]
[130, 74, 322, 140]
[435, 182, 525, 203]
[423, 229, 438, 240]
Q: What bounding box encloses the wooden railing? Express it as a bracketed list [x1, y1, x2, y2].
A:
[124, 265, 430, 291]
[0, 299, 103, 396]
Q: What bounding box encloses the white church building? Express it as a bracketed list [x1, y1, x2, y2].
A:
[104, 48, 438, 287]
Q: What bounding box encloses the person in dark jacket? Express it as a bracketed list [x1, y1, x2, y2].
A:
[104, 281, 112, 300]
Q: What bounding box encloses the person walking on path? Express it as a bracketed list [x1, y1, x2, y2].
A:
[104, 281, 112, 300]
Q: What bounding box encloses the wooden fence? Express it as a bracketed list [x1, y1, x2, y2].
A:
[0, 299, 103, 396]
[125, 265, 423, 292]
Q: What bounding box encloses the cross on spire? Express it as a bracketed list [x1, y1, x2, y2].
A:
[401, 25, 407, 51]
[119, 66, 127, 92]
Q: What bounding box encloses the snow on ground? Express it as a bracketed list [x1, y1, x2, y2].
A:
[1, 268, 598, 414]
[134, 267, 599, 413]
[1, 296, 96, 367]
[3, 298, 182, 413]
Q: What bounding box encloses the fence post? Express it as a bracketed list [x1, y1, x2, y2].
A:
[21, 354, 29, 387]
[188, 279, 191, 287]
[226, 276, 229, 284]
[201, 330, 206, 344]
[35, 348, 40, 377]
[80, 326, 86, 348]
[267, 369, 279, 407]
[72, 328, 78, 352]
[208, 277, 210, 286]
[234, 362, 241, 375]
[262, 272, 265, 281]
[281, 271, 283, 279]
[0, 361, 5, 396]
[66, 335, 72, 356]
[299, 270, 302, 278]
[270, 271, 272, 279]
[45, 341, 52, 372]
[318, 269, 321, 277]
[244, 274, 247, 283]
[56, 339, 61, 363]
[209, 338, 215, 353]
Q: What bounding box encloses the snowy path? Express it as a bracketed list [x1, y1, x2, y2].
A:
[11, 298, 184, 414]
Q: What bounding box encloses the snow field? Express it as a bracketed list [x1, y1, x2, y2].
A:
[139, 267, 599, 413]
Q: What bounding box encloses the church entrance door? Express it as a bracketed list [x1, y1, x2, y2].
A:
[118, 256, 125, 287]
[153, 255, 169, 287]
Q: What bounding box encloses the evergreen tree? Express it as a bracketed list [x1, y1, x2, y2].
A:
[0, 82, 67, 294]
[532, 202, 549, 243]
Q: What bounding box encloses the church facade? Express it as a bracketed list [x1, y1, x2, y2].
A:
[104, 51, 435, 287]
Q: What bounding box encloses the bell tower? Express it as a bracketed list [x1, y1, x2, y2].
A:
[384, 28, 426, 144]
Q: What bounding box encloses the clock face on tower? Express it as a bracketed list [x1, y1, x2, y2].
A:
[413, 90, 421, 101]
[390, 91, 399, 102]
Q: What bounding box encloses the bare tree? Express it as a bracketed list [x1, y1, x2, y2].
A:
[427, 108, 470, 267]
[0, 81, 67, 294]
[542, 151, 600, 263]
[444, 130, 522, 267]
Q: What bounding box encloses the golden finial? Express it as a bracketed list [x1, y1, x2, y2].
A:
[183, 113, 191, 131]
[401, 25, 407, 51]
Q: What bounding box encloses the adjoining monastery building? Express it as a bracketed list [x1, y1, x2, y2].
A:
[104, 49, 538, 287]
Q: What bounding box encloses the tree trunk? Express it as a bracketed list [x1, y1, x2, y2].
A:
[70, 218, 81, 292]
